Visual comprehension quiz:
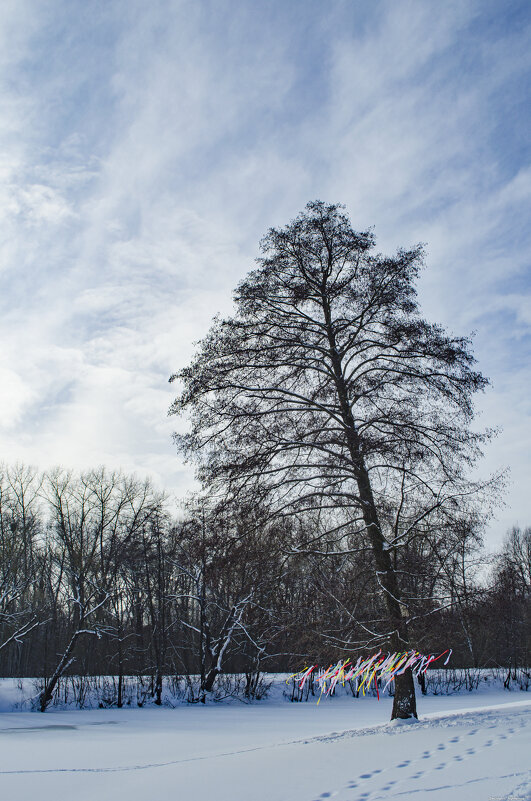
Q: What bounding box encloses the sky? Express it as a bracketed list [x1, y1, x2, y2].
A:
[0, 0, 529, 549]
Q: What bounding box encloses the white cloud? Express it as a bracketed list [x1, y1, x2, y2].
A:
[0, 0, 528, 546]
[0, 365, 34, 428]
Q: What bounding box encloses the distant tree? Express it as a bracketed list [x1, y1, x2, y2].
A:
[38, 468, 163, 711]
[138, 507, 176, 705]
[490, 526, 531, 674]
[170, 201, 499, 719]
[0, 465, 42, 668]
[171, 500, 286, 701]
[498, 526, 531, 593]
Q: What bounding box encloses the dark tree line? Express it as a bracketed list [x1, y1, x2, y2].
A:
[0, 468, 527, 711]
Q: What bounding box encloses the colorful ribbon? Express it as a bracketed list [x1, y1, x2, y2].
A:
[287, 649, 452, 704]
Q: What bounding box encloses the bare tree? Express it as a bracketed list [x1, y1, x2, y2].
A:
[170, 500, 285, 701]
[38, 468, 163, 711]
[137, 508, 177, 705]
[491, 526, 531, 676]
[170, 201, 499, 719]
[0, 465, 43, 669]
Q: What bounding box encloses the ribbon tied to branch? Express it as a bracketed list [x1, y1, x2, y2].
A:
[288, 648, 452, 704]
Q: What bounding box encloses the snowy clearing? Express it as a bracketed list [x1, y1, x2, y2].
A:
[0, 688, 529, 801]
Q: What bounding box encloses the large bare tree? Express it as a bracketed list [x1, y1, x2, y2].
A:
[170, 201, 497, 719]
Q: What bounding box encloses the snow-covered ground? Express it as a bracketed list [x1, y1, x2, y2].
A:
[0, 687, 529, 801]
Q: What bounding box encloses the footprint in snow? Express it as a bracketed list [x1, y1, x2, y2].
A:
[359, 769, 382, 779]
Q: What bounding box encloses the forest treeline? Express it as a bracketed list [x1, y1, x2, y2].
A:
[1, 463, 529, 710]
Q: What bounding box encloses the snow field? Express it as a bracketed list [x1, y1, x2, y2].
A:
[0, 691, 529, 801]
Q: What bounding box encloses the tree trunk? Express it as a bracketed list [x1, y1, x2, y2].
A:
[202, 665, 219, 694]
[356, 459, 417, 719]
[392, 668, 417, 719]
[117, 641, 124, 708]
[325, 310, 417, 719]
[154, 670, 163, 705]
[39, 631, 80, 712]
[358, 458, 418, 719]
